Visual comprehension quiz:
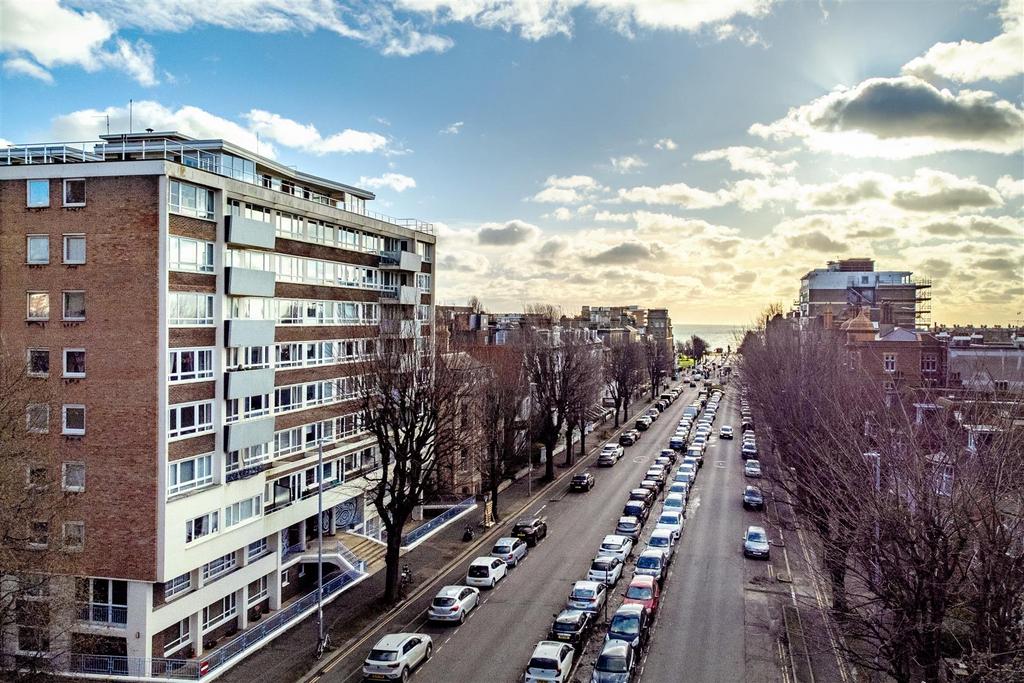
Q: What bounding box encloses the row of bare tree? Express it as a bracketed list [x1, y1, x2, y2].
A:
[739, 313, 1024, 682]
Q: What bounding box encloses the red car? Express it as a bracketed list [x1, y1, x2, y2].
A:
[622, 575, 660, 614]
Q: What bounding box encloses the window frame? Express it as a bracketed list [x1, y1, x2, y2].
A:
[162, 573, 192, 601]
[63, 179, 86, 207]
[26, 292, 49, 321]
[169, 235, 214, 273]
[62, 404, 86, 436]
[168, 347, 215, 383]
[27, 348, 49, 377]
[62, 348, 86, 379]
[201, 593, 237, 632]
[62, 291, 86, 321]
[62, 234, 86, 265]
[28, 521, 49, 549]
[167, 400, 215, 440]
[163, 618, 191, 656]
[27, 179, 50, 208]
[62, 521, 85, 551]
[62, 462, 86, 492]
[26, 404, 49, 433]
[168, 292, 215, 327]
[185, 510, 219, 544]
[167, 453, 214, 497]
[247, 576, 269, 606]
[169, 179, 215, 221]
[26, 235, 49, 264]
[882, 353, 897, 373]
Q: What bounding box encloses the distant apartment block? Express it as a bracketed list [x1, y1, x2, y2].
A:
[0, 132, 435, 676]
[799, 258, 931, 328]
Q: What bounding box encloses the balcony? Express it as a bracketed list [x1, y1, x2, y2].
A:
[225, 214, 275, 250]
[77, 604, 127, 627]
[225, 367, 274, 400]
[226, 319, 275, 348]
[226, 267, 276, 297]
[381, 285, 418, 306]
[380, 319, 418, 338]
[225, 416, 275, 452]
[380, 250, 422, 272]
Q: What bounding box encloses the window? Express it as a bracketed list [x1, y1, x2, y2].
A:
[29, 521, 48, 548]
[27, 179, 49, 207]
[921, 354, 937, 373]
[168, 400, 214, 439]
[27, 466, 47, 489]
[62, 462, 85, 492]
[201, 552, 237, 583]
[26, 404, 49, 433]
[185, 511, 219, 543]
[883, 353, 897, 373]
[169, 235, 214, 273]
[280, 570, 290, 588]
[77, 578, 127, 626]
[63, 235, 86, 264]
[26, 235, 49, 264]
[63, 179, 86, 206]
[247, 576, 269, 606]
[62, 405, 85, 436]
[62, 522, 84, 550]
[63, 349, 86, 378]
[26, 292, 49, 321]
[995, 380, 1009, 392]
[16, 599, 51, 652]
[224, 495, 262, 528]
[169, 180, 215, 220]
[416, 273, 431, 292]
[164, 618, 190, 655]
[247, 538, 268, 561]
[162, 573, 191, 601]
[167, 453, 214, 496]
[225, 394, 271, 423]
[168, 348, 214, 382]
[201, 593, 237, 631]
[27, 349, 49, 377]
[62, 291, 85, 321]
[226, 443, 271, 472]
[169, 292, 214, 326]
[226, 345, 270, 371]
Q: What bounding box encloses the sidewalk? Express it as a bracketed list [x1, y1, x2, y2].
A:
[219, 394, 656, 683]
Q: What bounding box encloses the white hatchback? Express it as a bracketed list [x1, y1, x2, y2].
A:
[655, 511, 684, 541]
[597, 534, 634, 562]
[524, 640, 574, 683]
[466, 556, 508, 588]
[362, 633, 432, 681]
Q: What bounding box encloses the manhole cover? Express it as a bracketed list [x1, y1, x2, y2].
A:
[715, 461, 726, 468]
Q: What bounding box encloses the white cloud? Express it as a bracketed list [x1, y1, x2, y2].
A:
[594, 210, 632, 222]
[546, 207, 574, 221]
[750, 76, 1024, 158]
[693, 145, 796, 176]
[245, 110, 388, 155]
[997, 175, 1024, 200]
[477, 219, 541, 245]
[611, 155, 647, 173]
[440, 121, 464, 135]
[902, 0, 1023, 84]
[532, 174, 601, 203]
[0, 137, 14, 147]
[3, 56, 54, 83]
[358, 173, 417, 192]
[616, 180, 732, 209]
[654, 138, 677, 150]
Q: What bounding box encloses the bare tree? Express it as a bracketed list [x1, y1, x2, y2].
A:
[604, 339, 644, 427]
[642, 337, 672, 399]
[357, 326, 476, 603]
[467, 296, 484, 314]
[565, 344, 603, 463]
[689, 335, 708, 363]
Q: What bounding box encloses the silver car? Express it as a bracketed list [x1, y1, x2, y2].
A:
[567, 580, 607, 613]
[427, 585, 480, 623]
[490, 536, 528, 567]
[744, 459, 762, 478]
[743, 525, 770, 559]
[362, 633, 433, 681]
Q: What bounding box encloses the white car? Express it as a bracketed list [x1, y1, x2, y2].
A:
[362, 633, 432, 681]
[662, 493, 686, 516]
[719, 425, 734, 439]
[744, 459, 763, 478]
[678, 463, 696, 481]
[427, 585, 480, 623]
[647, 528, 676, 563]
[635, 548, 666, 582]
[668, 481, 689, 500]
[524, 641, 574, 683]
[597, 534, 634, 562]
[691, 435, 708, 451]
[655, 511, 684, 541]
[490, 537, 529, 567]
[682, 455, 700, 471]
[601, 444, 624, 460]
[588, 555, 624, 585]
[466, 556, 508, 588]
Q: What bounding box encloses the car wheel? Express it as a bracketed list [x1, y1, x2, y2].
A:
[491, 578, 496, 588]
[401, 667, 409, 683]
[425, 643, 433, 661]
[459, 611, 466, 624]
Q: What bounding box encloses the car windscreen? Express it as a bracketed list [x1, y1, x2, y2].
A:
[610, 614, 640, 636]
[601, 541, 621, 551]
[748, 531, 767, 543]
[664, 499, 682, 508]
[432, 597, 456, 607]
[368, 649, 398, 662]
[637, 555, 660, 569]
[626, 585, 653, 600]
[468, 565, 489, 577]
[572, 587, 596, 599]
[528, 658, 559, 671]
[596, 655, 629, 673]
[649, 536, 669, 548]
[493, 545, 511, 554]
[552, 619, 578, 633]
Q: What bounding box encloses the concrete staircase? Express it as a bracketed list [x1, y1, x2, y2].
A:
[339, 533, 389, 575]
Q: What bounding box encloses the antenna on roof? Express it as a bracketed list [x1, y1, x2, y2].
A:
[129, 99, 133, 134]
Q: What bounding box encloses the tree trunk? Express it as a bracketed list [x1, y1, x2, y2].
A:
[579, 424, 586, 456]
[543, 438, 556, 480]
[564, 424, 574, 466]
[488, 442, 501, 523]
[613, 401, 621, 428]
[382, 528, 403, 603]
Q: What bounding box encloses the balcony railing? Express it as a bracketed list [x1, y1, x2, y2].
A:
[77, 603, 128, 626]
[0, 139, 433, 235]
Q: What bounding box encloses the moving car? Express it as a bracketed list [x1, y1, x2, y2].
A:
[743, 525, 771, 560]
[491, 537, 529, 567]
[615, 516, 642, 541]
[524, 641, 574, 683]
[591, 641, 637, 683]
[597, 450, 619, 467]
[597, 535, 634, 562]
[362, 633, 432, 681]
[466, 556, 507, 588]
[605, 604, 651, 649]
[587, 555, 624, 585]
[567, 580, 607, 613]
[655, 511, 683, 541]
[601, 444, 625, 460]
[742, 486, 765, 511]
[427, 585, 480, 623]
[744, 459, 763, 478]
[647, 528, 676, 563]
[570, 472, 596, 491]
[719, 425, 734, 439]
[622, 575, 660, 614]
[635, 549, 666, 582]
[548, 609, 593, 649]
[513, 518, 548, 546]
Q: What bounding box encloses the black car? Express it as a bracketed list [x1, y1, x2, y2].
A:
[593, 641, 637, 683]
[570, 472, 595, 492]
[743, 486, 765, 511]
[658, 449, 678, 465]
[619, 430, 639, 446]
[512, 517, 548, 546]
[548, 609, 593, 649]
[635, 418, 651, 431]
[606, 603, 651, 649]
[628, 487, 656, 507]
[622, 500, 648, 524]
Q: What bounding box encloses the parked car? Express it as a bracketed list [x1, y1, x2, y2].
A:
[655, 511, 683, 541]
[635, 417, 652, 432]
[659, 448, 678, 464]
[635, 548, 666, 582]
[654, 456, 672, 468]
[567, 580, 607, 613]
[669, 435, 686, 451]
[672, 470, 693, 488]
[662, 493, 686, 516]
[597, 534, 634, 562]
[645, 467, 666, 485]
[678, 463, 697, 481]
[524, 641, 574, 683]
[744, 459, 762, 478]
[622, 575, 660, 614]
[691, 435, 708, 451]
[570, 472, 596, 491]
[548, 609, 593, 649]
[639, 479, 660, 495]
[466, 556, 507, 588]
[628, 487, 655, 507]
[591, 640, 637, 683]
[601, 444, 625, 460]
[362, 633, 432, 681]
[719, 425, 734, 439]
[667, 481, 689, 500]
[742, 442, 758, 459]
[647, 528, 676, 563]
[682, 454, 700, 472]
[491, 536, 529, 567]
[427, 585, 480, 623]
[622, 500, 649, 525]
[598, 451, 618, 467]
[615, 516, 642, 541]
[644, 409, 660, 421]
[513, 517, 548, 546]
[605, 603, 651, 648]
[619, 430, 639, 446]
[743, 525, 771, 560]
[686, 445, 704, 465]
[587, 555, 624, 586]
[742, 486, 765, 511]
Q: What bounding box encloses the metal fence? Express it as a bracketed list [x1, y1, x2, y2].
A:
[401, 496, 476, 547]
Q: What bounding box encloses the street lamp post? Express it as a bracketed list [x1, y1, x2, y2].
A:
[316, 443, 328, 656]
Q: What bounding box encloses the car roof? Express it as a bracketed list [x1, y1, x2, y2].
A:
[436, 585, 467, 598]
[618, 516, 639, 524]
[629, 574, 656, 586]
[639, 548, 663, 558]
[555, 608, 586, 623]
[665, 493, 685, 500]
[516, 517, 539, 524]
[745, 459, 760, 465]
[659, 511, 681, 520]
[470, 556, 496, 565]
[747, 525, 767, 534]
[373, 633, 417, 649]
[533, 641, 569, 657]
[573, 580, 602, 590]
[745, 485, 761, 493]
[603, 534, 627, 544]
[650, 528, 673, 538]
[494, 536, 518, 545]
[614, 603, 645, 617]
[600, 641, 631, 657]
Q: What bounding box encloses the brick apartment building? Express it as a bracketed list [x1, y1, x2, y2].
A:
[799, 258, 932, 329]
[0, 132, 435, 675]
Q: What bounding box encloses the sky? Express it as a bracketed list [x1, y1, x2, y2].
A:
[0, 0, 1021, 326]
